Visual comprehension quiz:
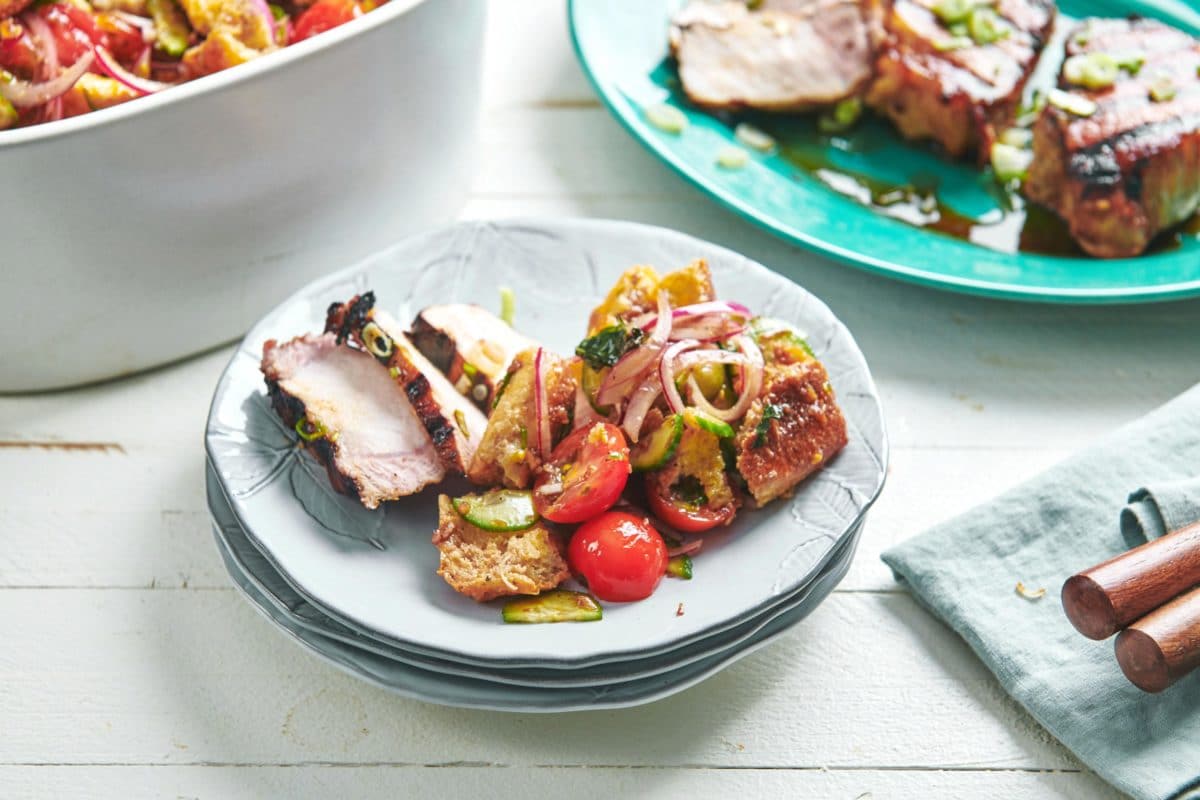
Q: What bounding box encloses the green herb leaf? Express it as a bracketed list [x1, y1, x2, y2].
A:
[575, 324, 646, 369]
[754, 403, 783, 448]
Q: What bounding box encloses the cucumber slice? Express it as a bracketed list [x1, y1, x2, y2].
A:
[667, 554, 693, 580]
[631, 414, 684, 472]
[581, 363, 613, 415]
[502, 590, 603, 623]
[683, 408, 735, 439]
[453, 489, 538, 532]
[147, 0, 191, 57]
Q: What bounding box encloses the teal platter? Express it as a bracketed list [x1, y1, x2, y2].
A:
[569, 0, 1200, 303]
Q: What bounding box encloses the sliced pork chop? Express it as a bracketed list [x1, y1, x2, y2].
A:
[670, 0, 874, 111]
[326, 294, 487, 476]
[865, 0, 1055, 159]
[408, 304, 537, 412]
[1026, 18, 1200, 258]
[261, 333, 445, 509]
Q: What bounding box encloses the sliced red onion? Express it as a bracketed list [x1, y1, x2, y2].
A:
[533, 347, 552, 460]
[621, 372, 662, 442]
[595, 345, 658, 406]
[673, 348, 750, 370]
[23, 13, 58, 77]
[688, 335, 765, 423]
[658, 339, 701, 415]
[95, 46, 174, 96]
[649, 290, 673, 345]
[595, 292, 673, 407]
[110, 10, 157, 43]
[572, 379, 606, 431]
[0, 52, 93, 109]
[670, 317, 746, 343]
[638, 300, 751, 337]
[668, 539, 703, 558]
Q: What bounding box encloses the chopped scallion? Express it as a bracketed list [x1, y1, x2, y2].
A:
[716, 145, 749, 169]
[990, 142, 1033, 183]
[1047, 88, 1097, 117]
[1062, 53, 1119, 90]
[644, 103, 688, 134]
[499, 287, 516, 326]
[734, 122, 777, 152]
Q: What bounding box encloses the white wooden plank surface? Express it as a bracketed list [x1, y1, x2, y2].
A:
[3, 1, 1199, 797]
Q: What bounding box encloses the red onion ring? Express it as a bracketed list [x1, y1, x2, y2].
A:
[533, 347, 552, 460]
[658, 339, 701, 415]
[635, 300, 751, 338]
[621, 372, 662, 442]
[595, 292, 673, 407]
[572, 378, 606, 432]
[109, 10, 157, 43]
[96, 45, 174, 95]
[0, 50, 93, 110]
[687, 335, 764, 422]
[668, 539, 703, 558]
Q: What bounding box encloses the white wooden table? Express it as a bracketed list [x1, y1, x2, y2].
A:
[5, 3, 1200, 797]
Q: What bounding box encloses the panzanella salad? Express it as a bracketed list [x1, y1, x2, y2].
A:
[260, 260, 848, 623]
[0, 0, 380, 129]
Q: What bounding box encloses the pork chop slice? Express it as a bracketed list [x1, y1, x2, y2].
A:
[326, 294, 488, 476]
[408, 304, 537, 412]
[261, 333, 445, 509]
[669, 0, 874, 112]
[1025, 17, 1200, 257]
[865, 0, 1055, 159]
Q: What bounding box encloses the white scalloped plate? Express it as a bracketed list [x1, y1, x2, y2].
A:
[209, 465, 860, 711]
[205, 218, 887, 666]
[207, 458, 864, 687]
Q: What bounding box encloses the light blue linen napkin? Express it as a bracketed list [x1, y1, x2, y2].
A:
[882, 384, 1200, 800]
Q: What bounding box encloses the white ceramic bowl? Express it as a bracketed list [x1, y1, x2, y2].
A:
[0, 0, 485, 392]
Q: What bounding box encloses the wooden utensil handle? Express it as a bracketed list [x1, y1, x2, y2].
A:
[1115, 586, 1200, 693]
[1061, 521, 1200, 640]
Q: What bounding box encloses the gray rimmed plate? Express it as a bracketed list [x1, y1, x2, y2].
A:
[204, 218, 887, 666]
[207, 458, 863, 688]
[210, 483, 859, 712]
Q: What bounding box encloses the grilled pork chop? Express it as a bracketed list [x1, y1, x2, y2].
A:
[261, 333, 445, 509]
[326, 294, 487, 476]
[1025, 18, 1200, 258]
[669, 0, 875, 111]
[866, 0, 1055, 158]
[409, 304, 537, 412]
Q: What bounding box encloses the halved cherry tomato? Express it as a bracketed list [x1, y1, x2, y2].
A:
[0, 22, 39, 80]
[568, 510, 667, 602]
[93, 11, 148, 66]
[292, 0, 361, 43]
[37, 3, 101, 64]
[646, 475, 736, 534]
[532, 422, 630, 524]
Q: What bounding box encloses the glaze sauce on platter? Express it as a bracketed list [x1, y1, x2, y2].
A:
[749, 113, 1198, 258]
[651, 60, 1199, 259]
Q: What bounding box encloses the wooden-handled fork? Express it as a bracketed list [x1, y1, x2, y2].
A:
[1061, 521, 1200, 693]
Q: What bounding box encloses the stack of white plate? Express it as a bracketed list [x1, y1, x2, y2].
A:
[204, 219, 888, 712]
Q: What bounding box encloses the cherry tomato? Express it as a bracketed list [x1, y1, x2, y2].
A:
[645, 474, 736, 533]
[94, 11, 148, 66]
[533, 422, 630, 524]
[0, 23, 39, 79]
[568, 511, 667, 602]
[292, 0, 361, 43]
[37, 3, 101, 64]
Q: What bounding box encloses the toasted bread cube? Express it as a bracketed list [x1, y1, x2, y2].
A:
[735, 360, 848, 506]
[433, 495, 570, 602]
[467, 348, 576, 489]
[587, 260, 717, 334]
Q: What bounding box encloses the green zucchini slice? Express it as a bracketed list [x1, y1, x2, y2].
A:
[502, 590, 603, 624]
[631, 414, 684, 471]
[453, 489, 538, 533]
